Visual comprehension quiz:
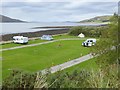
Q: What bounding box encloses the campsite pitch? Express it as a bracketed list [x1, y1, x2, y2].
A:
[2, 40, 90, 78]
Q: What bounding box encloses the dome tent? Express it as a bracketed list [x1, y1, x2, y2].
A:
[78, 33, 85, 38]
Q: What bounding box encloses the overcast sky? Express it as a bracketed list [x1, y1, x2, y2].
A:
[0, 0, 119, 22]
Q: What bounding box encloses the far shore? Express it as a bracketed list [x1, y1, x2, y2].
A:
[31, 26, 72, 29]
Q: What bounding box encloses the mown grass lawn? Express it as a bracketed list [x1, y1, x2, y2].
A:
[2, 40, 90, 79]
[1, 34, 80, 49]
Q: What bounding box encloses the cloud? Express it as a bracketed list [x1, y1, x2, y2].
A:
[0, 1, 118, 22]
[1, 0, 120, 2]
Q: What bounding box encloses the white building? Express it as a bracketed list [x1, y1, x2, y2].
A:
[13, 36, 28, 44]
[78, 33, 85, 38]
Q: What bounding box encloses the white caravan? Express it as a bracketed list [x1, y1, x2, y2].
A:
[41, 35, 53, 40]
[82, 38, 96, 47]
[13, 36, 28, 44]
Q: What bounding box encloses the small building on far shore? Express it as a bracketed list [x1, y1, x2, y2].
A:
[78, 33, 85, 38]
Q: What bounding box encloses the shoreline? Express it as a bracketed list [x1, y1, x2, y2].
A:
[31, 26, 73, 29]
[1, 28, 70, 41]
[0, 23, 107, 41]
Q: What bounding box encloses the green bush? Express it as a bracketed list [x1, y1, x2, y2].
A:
[47, 65, 119, 88]
[2, 69, 37, 89]
[47, 70, 90, 88]
[2, 65, 119, 88]
[68, 26, 106, 38]
[69, 26, 85, 36]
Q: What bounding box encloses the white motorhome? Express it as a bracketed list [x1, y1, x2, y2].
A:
[13, 36, 28, 44]
[82, 38, 96, 47]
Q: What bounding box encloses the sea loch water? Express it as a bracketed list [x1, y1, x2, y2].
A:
[0, 22, 106, 35]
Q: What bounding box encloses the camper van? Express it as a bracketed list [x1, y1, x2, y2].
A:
[13, 36, 28, 44]
[41, 35, 53, 40]
[82, 38, 96, 47]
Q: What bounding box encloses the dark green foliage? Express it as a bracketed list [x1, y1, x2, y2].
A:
[91, 20, 118, 68]
[2, 65, 119, 88]
[47, 65, 119, 88]
[90, 14, 119, 88]
[2, 69, 37, 89]
[47, 70, 90, 88]
[69, 26, 85, 36]
[68, 26, 108, 38]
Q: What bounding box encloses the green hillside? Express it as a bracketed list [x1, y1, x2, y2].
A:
[79, 15, 112, 23]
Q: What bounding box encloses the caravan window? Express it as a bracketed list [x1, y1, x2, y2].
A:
[90, 40, 93, 42]
[87, 40, 90, 42]
[87, 40, 93, 42]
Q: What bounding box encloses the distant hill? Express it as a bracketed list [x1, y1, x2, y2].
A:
[79, 15, 112, 23]
[0, 15, 26, 23]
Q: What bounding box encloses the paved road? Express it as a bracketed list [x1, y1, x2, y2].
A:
[40, 53, 94, 74]
[1, 38, 82, 52]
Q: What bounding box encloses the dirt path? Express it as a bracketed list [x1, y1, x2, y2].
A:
[0, 38, 81, 51]
[40, 54, 93, 74]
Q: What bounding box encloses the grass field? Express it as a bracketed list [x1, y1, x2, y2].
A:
[2, 39, 90, 78]
[1, 34, 82, 49]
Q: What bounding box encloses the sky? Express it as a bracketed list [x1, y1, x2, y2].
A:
[0, 0, 119, 22]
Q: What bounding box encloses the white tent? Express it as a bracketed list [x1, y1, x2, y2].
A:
[78, 33, 85, 38]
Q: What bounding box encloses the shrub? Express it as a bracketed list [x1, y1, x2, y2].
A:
[2, 65, 119, 88]
[69, 26, 85, 36]
[68, 26, 106, 38]
[2, 69, 37, 89]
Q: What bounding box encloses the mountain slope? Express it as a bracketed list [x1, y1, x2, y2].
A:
[0, 15, 25, 23]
